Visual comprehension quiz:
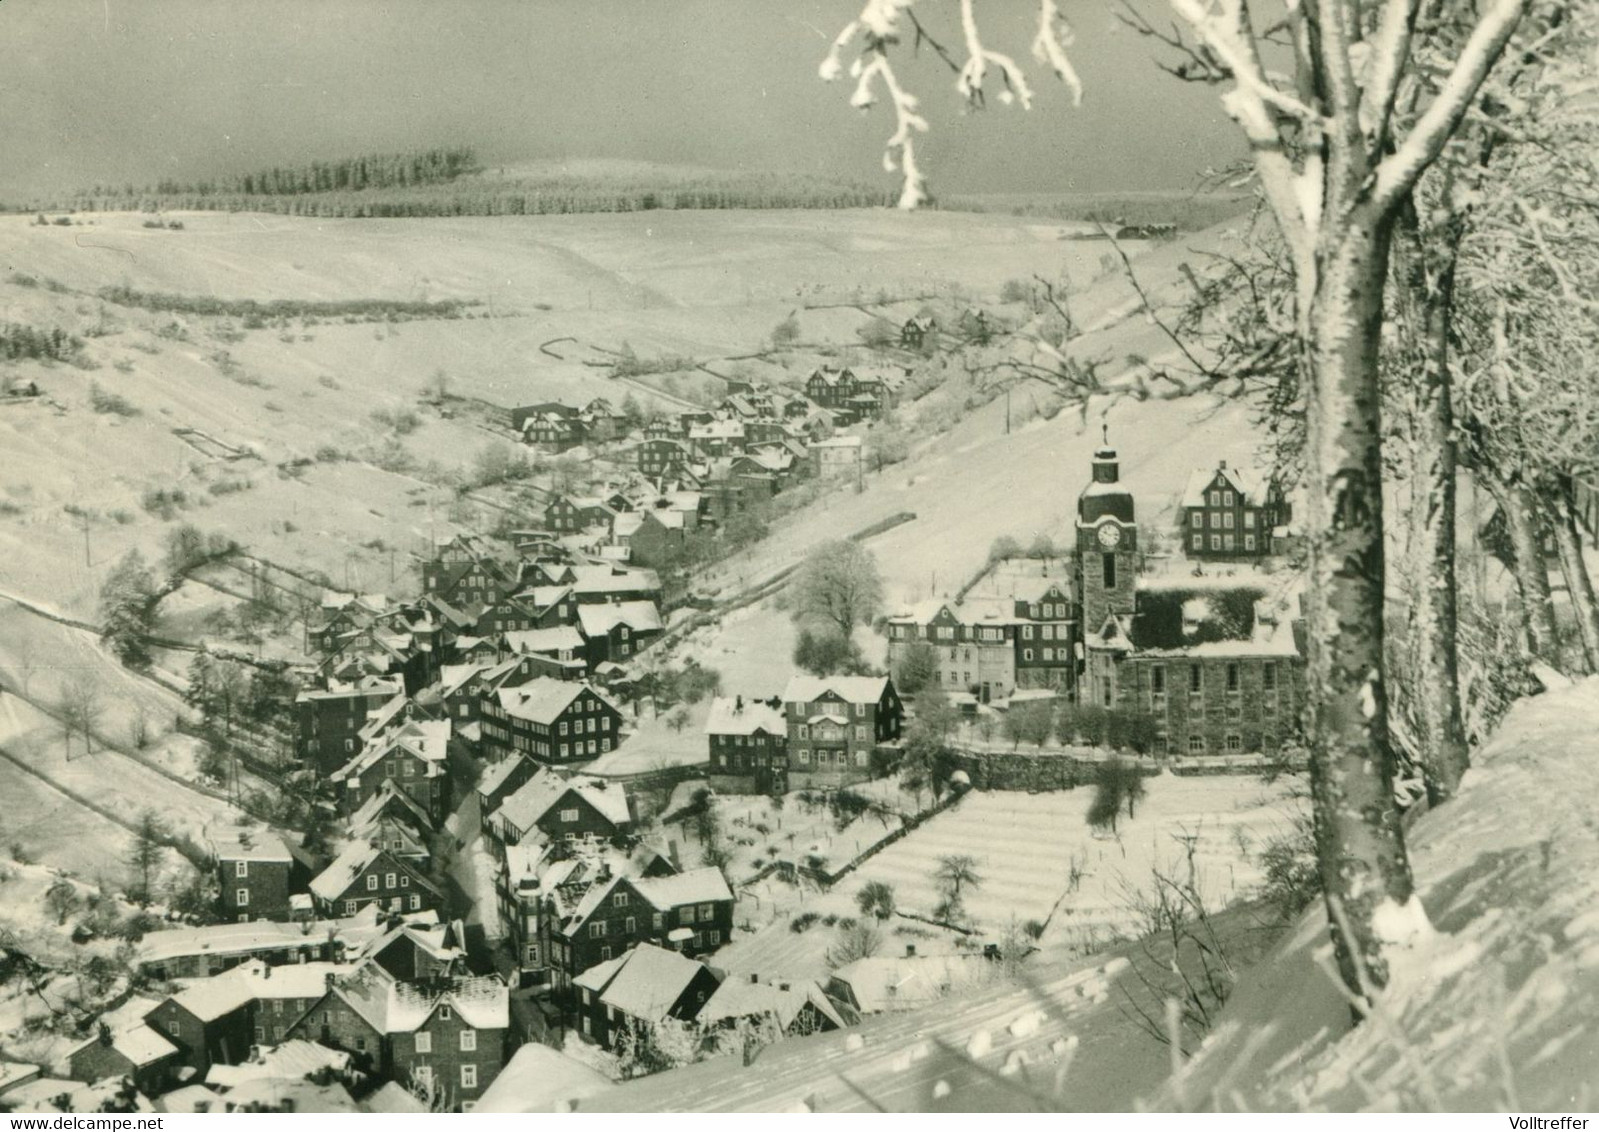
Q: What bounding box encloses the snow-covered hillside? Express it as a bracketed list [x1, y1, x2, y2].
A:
[1163, 676, 1599, 1111]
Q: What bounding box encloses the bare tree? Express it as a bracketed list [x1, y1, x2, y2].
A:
[61, 676, 104, 757]
[789, 539, 884, 643]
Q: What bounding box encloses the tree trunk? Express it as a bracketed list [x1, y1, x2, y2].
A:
[1486, 470, 1561, 663]
[1549, 476, 1599, 672]
[1303, 208, 1416, 996]
[1392, 202, 1470, 801]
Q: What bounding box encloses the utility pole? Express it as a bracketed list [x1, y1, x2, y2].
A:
[1005, 387, 1011, 436]
[82, 511, 92, 567]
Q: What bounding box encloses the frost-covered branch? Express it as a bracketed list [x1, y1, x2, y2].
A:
[820, 0, 1082, 207]
[1374, 0, 1531, 209]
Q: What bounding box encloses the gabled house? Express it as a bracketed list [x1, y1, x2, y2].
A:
[479, 679, 624, 764]
[522, 411, 588, 453]
[294, 675, 407, 778]
[549, 867, 734, 994]
[510, 402, 579, 433]
[349, 785, 435, 865]
[501, 625, 587, 678]
[1179, 459, 1291, 560]
[285, 965, 511, 1109]
[365, 920, 469, 983]
[705, 695, 789, 795]
[212, 831, 296, 924]
[826, 951, 994, 1014]
[309, 841, 444, 919]
[331, 719, 453, 826]
[576, 601, 662, 668]
[698, 974, 847, 1039]
[475, 753, 539, 818]
[487, 769, 634, 850]
[780, 675, 904, 788]
[544, 495, 616, 536]
[68, 998, 179, 1097]
[572, 943, 722, 1050]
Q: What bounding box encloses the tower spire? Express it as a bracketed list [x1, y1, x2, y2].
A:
[1102, 422, 1109, 447]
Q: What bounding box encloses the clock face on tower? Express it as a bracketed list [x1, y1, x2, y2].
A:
[1097, 522, 1122, 549]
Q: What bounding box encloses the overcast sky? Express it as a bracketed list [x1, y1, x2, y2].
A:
[0, 0, 1243, 200]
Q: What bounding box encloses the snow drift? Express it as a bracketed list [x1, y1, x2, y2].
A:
[1161, 677, 1599, 1111]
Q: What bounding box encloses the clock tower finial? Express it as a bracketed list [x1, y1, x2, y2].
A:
[1102, 422, 1108, 447]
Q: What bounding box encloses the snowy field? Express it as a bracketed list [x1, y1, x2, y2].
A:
[836, 776, 1306, 948]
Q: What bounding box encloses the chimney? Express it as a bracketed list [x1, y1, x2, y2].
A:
[1218, 459, 1227, 469]
[779, 982, 790, 992]
[325, 972, 337, 991]
[735, 695, 744, 712]
[905, 944, 916, 958]
[749, 972, 759, 984]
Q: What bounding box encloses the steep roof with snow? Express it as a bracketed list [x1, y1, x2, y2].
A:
[208, 830, 292, 864]
[204, 1041, 351, 1089]
[1180, 461, 1268, 508]
[577, 601, 663, 636]
[828, 953, 995, 1014]
[328, 965, 509, 1034]
[333, 718, 451, 783]
[699, 977, 846, 1032]
[781, 675, 891, 706]
[572, 943, 717, 1023]
[493, 768, 632, 835]
[475, 1043, 615, 1113]
[495, 678, 618, 725]
[704, 697, 786, 736]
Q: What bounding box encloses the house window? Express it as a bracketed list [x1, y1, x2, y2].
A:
[415, 1032, 432, 1053]
[1209, 491, 1221, 506]
[1223, 534, 1235, 550]
[854, 725, 867, 740]
[589, 922, 605, 938]
[1192, 534, 1203, 550]
[1191, 512, 1203, 528]
[386, 873, 397, 890]
[1150, 666, 1165, 697]
[1189, 735, 1205, 753]
[410, 894, 421, 910]
[1262, 663, 1278, 691]
[236, 889, 249, 906]
[798, 749, 810, 764]
[235, 861, 248, 879]
[461, 1065, 478, 1090]
[1211, 535, 1222, 550]
[653, 912, 664, 930]
[1223, 491, 1235, 507]
[710, 930, 722, 945]
[613, 892, 629, 908]
[1244, 534, 1256, 550]
[439, 1005, 452, 1021]
[1190, 666, 1203, 693]
[1226, 734, 1244, 752]
[344, 900, 358, 915]
[798, 724, 809, 740]
[1245, 511, 1256, 529]
[400, 875, 410, 888]
[460, 1029, 477, 1052]
[366, 875, 378, 891]
[168, 1020, 180, 1037]
[699, 903, 714, 921]
[625, 916, 636, 934]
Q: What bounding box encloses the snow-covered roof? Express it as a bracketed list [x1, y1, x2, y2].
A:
[495, 679, 618, 725]
[348, 782, 433, 839]
[493, 768, 633, 835]
[364, 1081, 429, 1114]
[699, 977, 846, 1032]
[503, 625, 585, 655]
[1180, 461, 1268, 508]
[205, 1041, 351, 1090]
[829, 953, 993, 1014]
[333, 718, 451, 783]
[475, 1043, 615, 1113]
[807, 436, 863, 450]
[781, 674, 890, 706]
[295, 674, 405, 703]
[477, 753, 531, 800]
[704, 697, 786, 736]
[155, 1085, 222, 1113]
[330, 965, 509, 1034]
[572, 943, 716, 1023]
[69, 1021, 176, 1069]
[308, 841, 384, 902]
[137, 920, 331, 967]
[633, 867, 733, 910]
[208, 830, 292, 864]
[577, 601, 662, 637]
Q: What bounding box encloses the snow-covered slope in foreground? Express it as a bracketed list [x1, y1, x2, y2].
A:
[1166, 677, 1599, 1111]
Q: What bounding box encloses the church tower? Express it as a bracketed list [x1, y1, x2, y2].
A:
[1076, 430, 1139, 635]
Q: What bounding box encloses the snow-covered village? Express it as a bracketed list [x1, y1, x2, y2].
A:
[0, 0, 1596, 1119]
